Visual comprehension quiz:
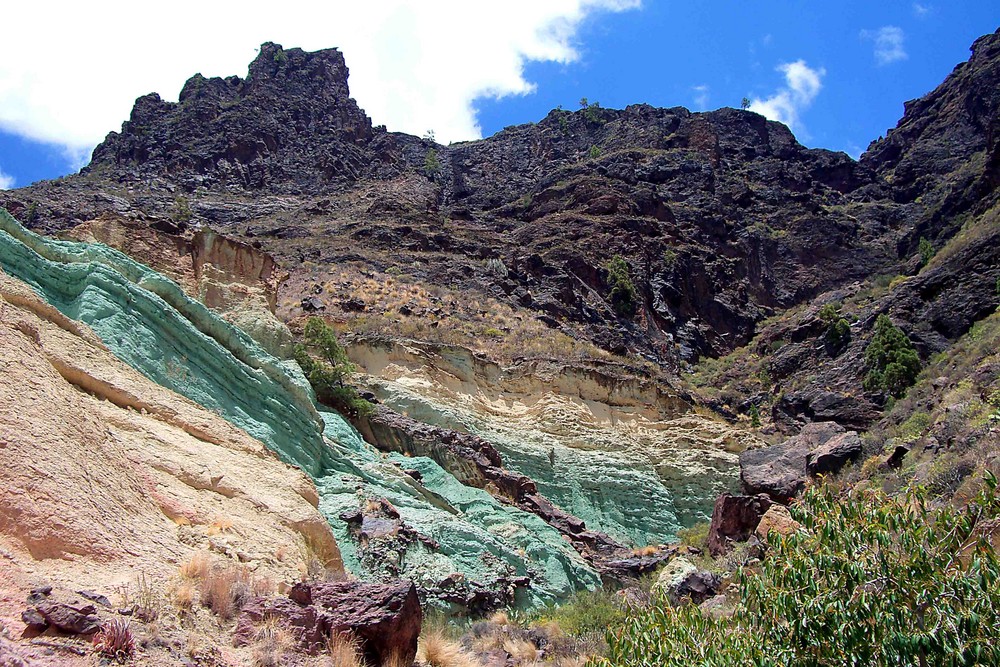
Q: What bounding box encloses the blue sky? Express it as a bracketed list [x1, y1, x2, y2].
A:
[0, 1, 997, 189]
[475, 2, 999, 157]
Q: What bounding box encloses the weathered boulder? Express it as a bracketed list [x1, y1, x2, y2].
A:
[741, 422, 860, 502]
[652, 557, 720, 605]
[706, 493, 773, 556]
[754, 505, 801, 541]
[806, 431, 863, 476]
[235, 580, 421, 666]
[22, 600, 101, 635]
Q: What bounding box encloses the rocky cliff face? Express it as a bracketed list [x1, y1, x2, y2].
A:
[89, 42, 377, 192]
[15, 31, 997, 364]
[2, 27, 1000, 637]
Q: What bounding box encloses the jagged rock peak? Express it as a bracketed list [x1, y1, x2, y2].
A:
[87, 42, 376, 192]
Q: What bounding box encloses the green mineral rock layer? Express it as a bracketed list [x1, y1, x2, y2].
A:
[367, 378, 739, 546]
[0, 210, 598, 607]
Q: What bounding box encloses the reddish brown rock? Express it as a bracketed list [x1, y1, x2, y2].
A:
[22, 600, 101, 635]
[706, 493, 773, 556]
[234, 580, 421, 666]
[754, 505, 801, 541]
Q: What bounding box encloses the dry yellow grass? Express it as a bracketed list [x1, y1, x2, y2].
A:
[199, 564, 239, 619]
[170, 580, 196, 614]
[327, 631, 364, 667]
[631, 545, 659, 557]
[207, 517, 234, 536]
[418, 629, 482, 667]
[502, 637, 539, 664]
[179, 551, 211, 580]
[285, 266, 614, 365]
[252, 617, 296, 667]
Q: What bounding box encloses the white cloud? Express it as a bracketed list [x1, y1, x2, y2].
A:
[0, 1, 641, 166]
[862, 26, 908, 66]
[748, 60, 825, 136]
[913, 3, 931, 18]
[0, 167, 13, 190]
[692, 84, 710, 110]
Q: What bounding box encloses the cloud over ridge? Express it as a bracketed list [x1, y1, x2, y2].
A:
[749, 60, 826, 136]
[0, 1, 640, 167]
[862, 26, 908, 66]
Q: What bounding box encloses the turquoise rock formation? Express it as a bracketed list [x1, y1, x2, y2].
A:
[0, 210, 598, 607]
[318, 412, 600, 608]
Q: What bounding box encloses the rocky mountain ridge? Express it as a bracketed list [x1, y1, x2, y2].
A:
[13, 32, 999, 369]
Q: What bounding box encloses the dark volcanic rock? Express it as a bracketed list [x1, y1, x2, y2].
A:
[88, 42, 377, 193]
[235, 580, 421, 665]
[22, 600, 101, 635]
[806, 430, 863, 476]
[740, 422, 851, 502]
[706, 493, 773, 556]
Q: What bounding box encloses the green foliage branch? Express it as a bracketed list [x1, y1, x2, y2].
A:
[593, 475, 1000, 666]
[293, 317, 373, 418]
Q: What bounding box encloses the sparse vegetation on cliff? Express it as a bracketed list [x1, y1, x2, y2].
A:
[863, 314, 921, 398]
[603, 255, 638, 319]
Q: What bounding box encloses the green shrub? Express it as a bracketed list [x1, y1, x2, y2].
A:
[919, 236, 935, 266]
[863, 314, 921, 398]
[424, 149, 441, 177]
[543, 587, 627, 638]
[603, 256, 638, 319]
[675, 521, 710, 551]
[588, 144, 603, 160]
[293, 318, 373, 418]
[172, 195, 193, 223]
[594, 476, 1000, 667]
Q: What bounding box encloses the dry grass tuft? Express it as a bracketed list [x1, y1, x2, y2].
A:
[419, 629, 482, 667]
[207, 517, 235, 536]
[171, 580, 196, 614]
[631, 545, 659, 557]
[252, 616, 296, 667]
[502, 637, 539, 663]
[327, 631, 364, 667]
[180, 551, 211, 580]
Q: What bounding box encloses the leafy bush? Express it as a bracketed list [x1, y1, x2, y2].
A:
[594, 476, 1000, 667]
[603, 256, 638, 319]
[424, 149, 441, 177]
[819, 302, 851, 354]
[543, 587, 627, 638]
[919, 236, 935, 266]
[294, 318, 373, 418]
[863, 314, 921, 398]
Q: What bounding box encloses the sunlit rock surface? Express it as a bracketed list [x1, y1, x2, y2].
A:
[0, 210, 600, 607]
[349, 340, 754, 545]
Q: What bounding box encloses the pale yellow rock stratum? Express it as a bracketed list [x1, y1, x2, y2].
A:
[0, 269, 341, 591]
[348, 339, 762, 545]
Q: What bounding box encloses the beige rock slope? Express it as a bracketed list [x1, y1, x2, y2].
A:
[0, 269, 340, 658]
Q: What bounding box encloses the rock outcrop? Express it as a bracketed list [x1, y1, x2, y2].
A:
[348, 338, 751, 545]
[706, 493, 774, 557]
[235, 580, 421, 665]
[0, 211, 603, 611]
[740, 422, 860, 502]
